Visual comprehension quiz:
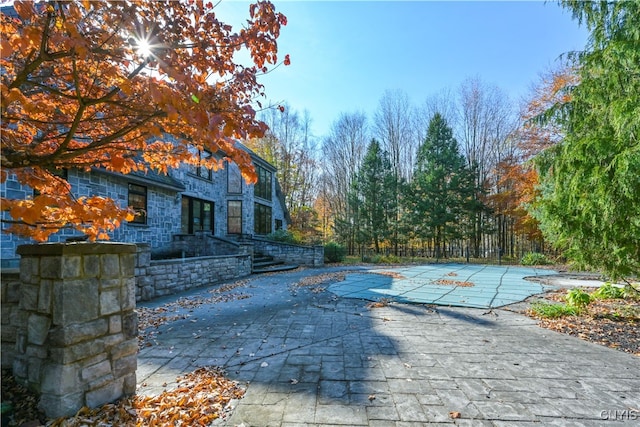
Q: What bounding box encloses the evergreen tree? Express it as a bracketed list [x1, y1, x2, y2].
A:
[405, 113, 475, 258]
[355, 139, 396, 253]
[534, 1, 640, 278]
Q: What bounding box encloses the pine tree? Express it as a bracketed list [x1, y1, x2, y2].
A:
[355, 139, 395, 253]
[534, 1, 640, 279]
[405, 114, 475, 258]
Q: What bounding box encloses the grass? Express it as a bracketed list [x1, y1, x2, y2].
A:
[529, 301, 578, 318]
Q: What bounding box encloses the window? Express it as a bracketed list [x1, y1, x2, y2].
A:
[190, 150, 213, 180]
[227, 201, 242, 234]
[128, 183, 147, 224]
[254, 165, 272, 201]
[227, 161, 242, 194]
[181, 196, 214, 234]
[275, 219, 283, 231]
[254, 203, 272, 235]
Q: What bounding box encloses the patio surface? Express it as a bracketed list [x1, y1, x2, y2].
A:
[329, 264, 556, 308]
[136, 265, 640, 426]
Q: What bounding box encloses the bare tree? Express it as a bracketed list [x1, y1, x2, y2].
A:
[457, 76, 518, 257]
[373, 90, 418, 182]
[321, 112, 368, 251]
[251, 105, 320, 239]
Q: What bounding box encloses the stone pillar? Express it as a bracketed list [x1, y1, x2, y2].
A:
[134, 243, 152, 302]
[1, 269, 22, 369]
[14, 242, 138, 418]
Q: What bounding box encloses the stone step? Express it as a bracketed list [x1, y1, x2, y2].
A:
[252, 264, 299, 274]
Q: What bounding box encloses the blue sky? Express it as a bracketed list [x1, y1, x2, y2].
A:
[219, 1, 589, 138]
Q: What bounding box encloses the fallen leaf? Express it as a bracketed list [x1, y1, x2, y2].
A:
[449, 411, 461, 419]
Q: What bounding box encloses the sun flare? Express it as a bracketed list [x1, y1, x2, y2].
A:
[135, 37, 153, 58]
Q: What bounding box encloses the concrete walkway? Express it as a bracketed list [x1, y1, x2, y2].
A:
[136, 266, 640, 426]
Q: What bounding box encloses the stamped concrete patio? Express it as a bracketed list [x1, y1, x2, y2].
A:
[136, 265, 639, 426]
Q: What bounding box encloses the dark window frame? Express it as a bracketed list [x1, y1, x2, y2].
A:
[254, 202, 272, 235]
[227, 200, 243, 235]
[226, 161, 243, 194]
[189, 149, 213, 181]
[254, 165, 272, 201]
[181, 196, 214, 234]
[128, 183, 147, 224]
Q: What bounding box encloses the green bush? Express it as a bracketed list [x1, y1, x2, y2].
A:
[591, 283, 625, 300]
[565, 288, 591, 311]
[530, 302, 578, 318]
[324, 242, 346, 263]
[266, 229, 301, 245]
[521, 252, 552, 266]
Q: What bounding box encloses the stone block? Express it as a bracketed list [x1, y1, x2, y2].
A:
[27, 314, 51, 345]
[109, 315, 122, 334]
[123, 312, 137, 340]
[38, 392, 84, 418]
[16, 332, 27, 354]
[83, 255, 100, 278]
[19, 257, 39, 284]
[38, 280, 52, 313]
[41, 363, 80, 394]
[52, 278, 99, 325]
[122, 278, 136, 311]
[123, 372, 137, 395]
[7, 280, 20, 302]
[48, 318, 108, 346]
[1, 324, 16, 342]
[120, 253, 135, 277]
[100, 288, 121, 316]
[27, 357, 42, 384]
[81, 358, 111, 382]
[110, 339, 138, 359]
[49, 339, 105, 364]
[85, 377, 123, 409]
[100, 278, 121, 290]
[101, 333, 124, 350]
[25, 344, 47, 359]
[20, 284, 38, 311]
[62, 256, 82, 278]
[100, 254, 120, 278]
[13, 356, 27, 379]
[113, 353, 137, 378]
[40, 256, 62, 279]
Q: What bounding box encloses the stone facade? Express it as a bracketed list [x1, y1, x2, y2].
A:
[11, 243, 138, 418]
[135, 244, 252, 301]
[1, 144, 289, 266]
[251, 237, 324, 267]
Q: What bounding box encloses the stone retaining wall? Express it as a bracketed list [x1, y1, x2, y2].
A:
[135, 244, 252, 302]
[1, 269, 21, 369]
[12, 243, 138, 418]
[251, 238, 324, 267]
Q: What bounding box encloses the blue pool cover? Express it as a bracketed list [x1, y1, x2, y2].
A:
[328, 263, 556, 309]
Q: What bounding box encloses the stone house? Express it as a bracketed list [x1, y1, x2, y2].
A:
[0, 142, 289, 267]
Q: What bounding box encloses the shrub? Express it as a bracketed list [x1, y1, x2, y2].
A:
[324, 242, 346, 263]
[521, 252, 552, 266]
[266, 229, 301, 245]
[591, 283, 625, 300]
[530, 301, 578, 318]
[565, 288, 591, 311]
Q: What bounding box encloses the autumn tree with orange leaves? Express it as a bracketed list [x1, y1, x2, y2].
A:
[492, 66, 578, 242]
[1, 0, 289, 241]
